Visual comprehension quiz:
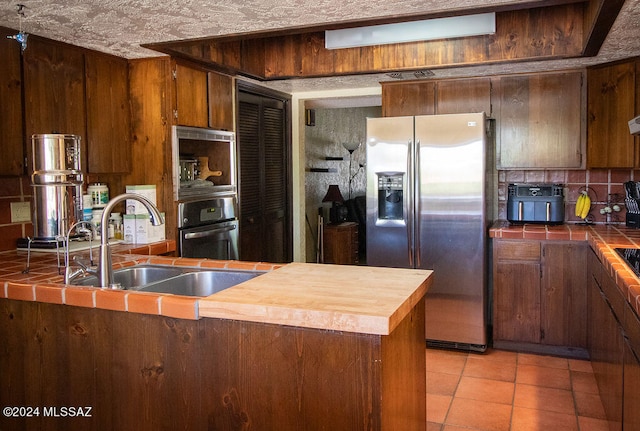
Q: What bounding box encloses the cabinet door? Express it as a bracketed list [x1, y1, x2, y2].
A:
[208, 72, 234, 131]
[540, 242, 587, 347]
[381, 81, 435, 117]
[174, 63, 208, 127]
[436, 78, 491, 115]
[85, 52, 131, 173]
[624, 307, 640, 431]
[587, 61, 636, 168]
[23, 37, 87, 169]
[494, 261, 541, 343]
[589, 276, 623, 431]
[0, 27, 24, 175]
[496, 72, 583, 169]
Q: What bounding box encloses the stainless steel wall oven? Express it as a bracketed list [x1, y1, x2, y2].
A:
[172, 126, 239, 259]
[178, 196, 238, 260]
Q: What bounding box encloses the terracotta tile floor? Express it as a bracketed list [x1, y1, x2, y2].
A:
[426, 348, 610, 431]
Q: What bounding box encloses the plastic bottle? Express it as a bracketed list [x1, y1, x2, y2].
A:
[88, 183, 109, 208]
[82, 194, 93, 222]
[92, 209, 104, 239]
[109, 213, 123, 240]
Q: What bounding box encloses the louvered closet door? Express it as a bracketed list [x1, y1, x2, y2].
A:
[237, 90, 291, 263]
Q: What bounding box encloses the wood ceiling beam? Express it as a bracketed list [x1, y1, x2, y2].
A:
[143, 1, 616, 81]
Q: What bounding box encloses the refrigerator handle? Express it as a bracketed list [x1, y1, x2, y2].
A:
[407, 139, 414, 267]
[414, 139, 421, 268]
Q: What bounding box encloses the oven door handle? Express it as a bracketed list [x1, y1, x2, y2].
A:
[183, 224, 237, 240]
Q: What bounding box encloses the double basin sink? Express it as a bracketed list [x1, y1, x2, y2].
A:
[71, 264, 265, 297]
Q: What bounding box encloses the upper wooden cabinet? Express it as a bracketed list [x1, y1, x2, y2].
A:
[208, 72, 234, 131]
[0, 27, 24, 175]
[587, 60, 636, 168]
[381, 81, 435, 117]
[173, 62, 235, 131]
[85, 52, 131, 173]
[496, 71, 584, 169]
[435, 78, 491, 115]
[23, 37, 87, 171]
[381, 78, 491, 118]
[173, 62, 208, 127]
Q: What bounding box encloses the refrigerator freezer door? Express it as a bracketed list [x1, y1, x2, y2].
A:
[415, 113, 488, 348]
[366, 116, 414, 268]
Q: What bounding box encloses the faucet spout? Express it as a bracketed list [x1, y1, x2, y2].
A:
[98, 193, 163, 288]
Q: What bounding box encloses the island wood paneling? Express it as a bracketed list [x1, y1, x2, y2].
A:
[0, 297, 425, 431]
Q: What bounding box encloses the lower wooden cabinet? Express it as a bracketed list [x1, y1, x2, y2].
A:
[323, 222, 358, 265]
[492, 240, 587, 355]
[588, 248, 624, 431]
[624, 305, 640, 431]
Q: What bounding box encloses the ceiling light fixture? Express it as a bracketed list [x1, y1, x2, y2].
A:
[325, 13, 496, 50]
[7, 4, 28, 52]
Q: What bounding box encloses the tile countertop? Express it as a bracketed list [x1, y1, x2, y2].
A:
[0, 240, 433, 335]
[490, 221, 640, 318]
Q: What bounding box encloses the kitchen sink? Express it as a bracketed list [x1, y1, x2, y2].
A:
[70, 264, 264, 296]
[137, 270, 263, 296]
[71, 265, 188, 288]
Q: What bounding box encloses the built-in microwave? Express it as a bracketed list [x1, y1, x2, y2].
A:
[171, 126, 237, 201]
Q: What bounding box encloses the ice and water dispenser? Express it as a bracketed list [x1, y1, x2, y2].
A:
[377, 172, 404, 220]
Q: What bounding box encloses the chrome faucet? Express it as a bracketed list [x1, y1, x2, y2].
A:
[98, 193, 163, 289]
[63, 220, 97, 284]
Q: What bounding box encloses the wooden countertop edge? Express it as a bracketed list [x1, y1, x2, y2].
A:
[198, 271, 432, 336]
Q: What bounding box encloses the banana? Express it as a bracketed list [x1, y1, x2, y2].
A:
[580, 193, 591, 219]
[575, 193, 584, 218]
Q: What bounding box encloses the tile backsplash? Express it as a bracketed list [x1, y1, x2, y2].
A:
[0, 168, 636, 253]
[498, 169, 637, 225]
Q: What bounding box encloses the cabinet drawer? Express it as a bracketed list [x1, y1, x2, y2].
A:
[495, 240, 541, 261]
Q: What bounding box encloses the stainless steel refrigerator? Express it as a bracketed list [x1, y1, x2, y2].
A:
[366, 113, 492, 351]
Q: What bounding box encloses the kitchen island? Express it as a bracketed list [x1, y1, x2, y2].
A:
[0, 246, 432, 431]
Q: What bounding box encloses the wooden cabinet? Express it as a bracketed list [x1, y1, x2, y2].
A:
[435, 78, 492, 115]
[173, 62, 209, 127]
[173, 62, 235, 130]
[495, 71, 584, 169]
[208, 71, 234, 131]
[0, 27, 24, 176]
[493, 240, 587, 355]
[21, 36, 132, 175]
[624, 306, 640, 431]
[587, 60, 637, 168]
[588, 248, 623, 431]
[381, 81, 435, 117]
[23, 37, 87, 170]
[85, 52, 131, 173]
[381, 78, 491, 118]
[323, 222, 358, 265]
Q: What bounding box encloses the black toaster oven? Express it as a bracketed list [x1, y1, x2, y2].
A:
[507, 183, 564, 224]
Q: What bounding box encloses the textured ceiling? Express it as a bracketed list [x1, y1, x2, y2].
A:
[1, 0, 640, 94]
